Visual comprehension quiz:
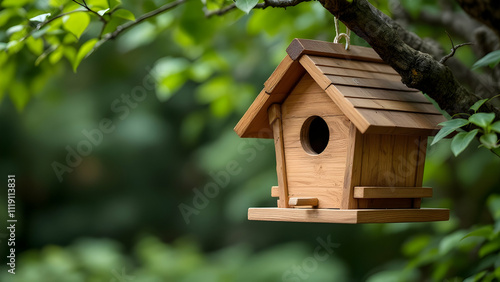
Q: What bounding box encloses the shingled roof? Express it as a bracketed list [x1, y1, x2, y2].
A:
[234, 39, 446, 138]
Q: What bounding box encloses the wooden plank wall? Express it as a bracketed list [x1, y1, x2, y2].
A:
[356, 134, 427, 208]
[281, 74, 350, 208]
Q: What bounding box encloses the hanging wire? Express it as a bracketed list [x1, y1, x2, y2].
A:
[333, 16, 351, 50]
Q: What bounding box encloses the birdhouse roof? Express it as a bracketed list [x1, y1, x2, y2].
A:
[235, 39, 446, 138]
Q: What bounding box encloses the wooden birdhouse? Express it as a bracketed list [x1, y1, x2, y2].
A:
[234, 39, 450, 224]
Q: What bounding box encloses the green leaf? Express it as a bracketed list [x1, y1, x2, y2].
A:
[153, 57, 190, 101]
[235, 0, 259, 13]
[462, 225, 493, 241]
[50, 0, 70, 7]
[97, 8, 110, 16]
[431, 119, 470, 146]
[26, 36, 44, 55]
[491, 121, 500, 133]
[32, 26, 49, 39]
[108, 0, 121, 10]
[113, 9, 135, 21]
[6, 24, 24, 36]
[30, 13, 51, 22]
[479, 239, 500, 258]
[63, 45, 76, 63]
[0, 8, 16, 27]
[402, 235, 431, 256]
[73, 38, 98, 72]
[63, 12, 90, 39]
[438, 118, 470, 127]
[470, 99, 488, 112]
[2, 0, 32, 8]
[473, 50, 500, 69]
[6, 39, 24, 54]
[8, 81, 30, 112]
[451, 129, 479, 156]
[86, 0, 109, 9]
[63, 33, 77, 44]
[480, 133, 499, 149]
[49, 45, 64, 64]
[488, 195, 500, 221]
[464, 271, 487, 282]
[493, 147, 500, 158]
[439, 230, 468, 255]
[470, 113, 496, 128]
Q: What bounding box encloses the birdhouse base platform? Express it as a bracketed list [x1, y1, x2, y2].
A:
[248, 208, 449, 224]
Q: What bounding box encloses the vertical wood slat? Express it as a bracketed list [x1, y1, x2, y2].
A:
[413, 136, 428, 208]
[268, 104, 289, 208]
[341, 122, 363, 209]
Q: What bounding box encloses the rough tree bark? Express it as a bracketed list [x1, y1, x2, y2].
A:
[390, 2, 500, 98]
[456, 0, 500, 37]
[317, 0, 500, 119]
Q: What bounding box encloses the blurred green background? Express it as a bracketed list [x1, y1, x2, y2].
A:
[1, 0, 500, 281]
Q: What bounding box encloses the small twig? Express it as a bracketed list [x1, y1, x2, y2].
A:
[204, 3, 238, 17]
[101, 0, 188, 42]
[72, 0, 107, 23]
[204, 0, 311, 18]
[440, 31, 473, 64]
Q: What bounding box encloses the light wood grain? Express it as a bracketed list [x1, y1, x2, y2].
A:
[327, 75, 419, 92]
[271, 186, 279, 197]
[288, 187, 343, 208]
[299, 55, 332, 90]
[324, 85, 372, 133]
[234, 89, 286, 138]
[235, 44, 445, 139]
[289, 197, 319, 207]
[354, 108, 445, 135]
[264, 55, 306, 95]
[281, 75, 351, 209]
[248, 208, 450, 223]
[335, 85, 430, 103]
[286, 39, 384, 63]
[341, 123, 362, 209]
[307, 55, 398, 75]
[354, 187, 433, 198]
[357, 134, 422, 209]
[348, 98, 441, 115]
[413, 136, 428, 208]
[268, 104, 289, 208]
[281, 74, 344, 118]
[318, 65, 402, 81]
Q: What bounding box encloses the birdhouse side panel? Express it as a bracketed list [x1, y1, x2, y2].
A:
[280, 74, 350, 209]
[357, 134, 427, 209]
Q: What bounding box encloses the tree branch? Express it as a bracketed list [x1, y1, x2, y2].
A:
[390, 1, 500, 98]
[100, 0, 187, 43]
[71, 0, 107, 23]
[455, 0, 500, 36]
[439, 32, 473, 64]
[204, 0, 311, 18]
[318, 0, 500, 118]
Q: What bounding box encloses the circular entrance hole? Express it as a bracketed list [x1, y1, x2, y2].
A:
[300, 116, 330, 155]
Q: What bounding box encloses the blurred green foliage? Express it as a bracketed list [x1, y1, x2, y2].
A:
[0, 0, 499, 281]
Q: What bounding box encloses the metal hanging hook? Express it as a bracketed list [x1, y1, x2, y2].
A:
[333, 16, 351, 50]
